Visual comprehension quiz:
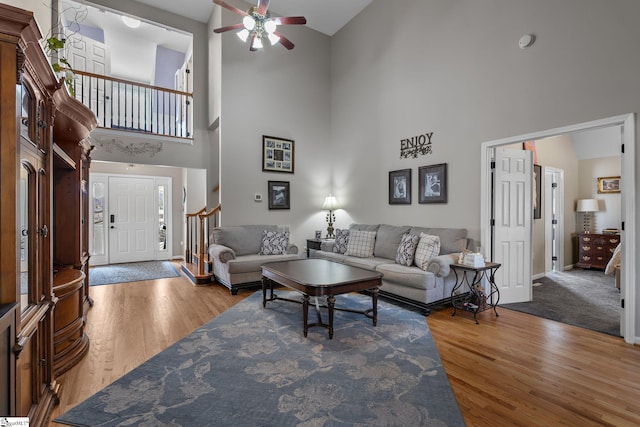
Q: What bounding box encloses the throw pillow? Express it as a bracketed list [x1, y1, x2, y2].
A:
[345, 230, 377, 258]
[333, 229, 350, 254]
[395, 233, 420, 266]
[414, 233, 441, 270]
[259, 230, 290, 255]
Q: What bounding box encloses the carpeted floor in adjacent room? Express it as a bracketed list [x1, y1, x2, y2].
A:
[501, 268, 620, 336]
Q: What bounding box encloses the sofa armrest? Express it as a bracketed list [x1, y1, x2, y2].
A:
[426, 253, 459, 277]
[287, 244, 299, 255]
[209, 243, 236, 263]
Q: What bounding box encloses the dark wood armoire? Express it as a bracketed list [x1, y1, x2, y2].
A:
[0, 4, 97, 425]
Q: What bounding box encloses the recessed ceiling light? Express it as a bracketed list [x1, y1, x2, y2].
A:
[122, 15, 141, 29]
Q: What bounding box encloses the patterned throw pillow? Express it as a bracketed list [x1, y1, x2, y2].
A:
[259, 230, 290, 255]
[333, 229, 350, 254]
[395, 233, 420, 266]
[414, 233, 441, 270]
[345, 230, 377, 258]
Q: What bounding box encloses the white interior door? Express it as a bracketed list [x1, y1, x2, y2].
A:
[108, 176, 156, 264]
[544, 167, 564, 273]
[492, 148, 533, 304]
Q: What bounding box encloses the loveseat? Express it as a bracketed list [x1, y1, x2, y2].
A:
[208, 225, 299, 294]
[310, 223, 470, 313]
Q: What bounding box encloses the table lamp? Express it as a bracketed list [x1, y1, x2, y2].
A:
[322, 194, 339, 238]
[576, 199, 599, 233]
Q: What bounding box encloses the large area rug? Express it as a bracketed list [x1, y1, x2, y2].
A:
[90, 261, 179, 286]
[501, 269, 620, 336]
[55, 291, 465, 426]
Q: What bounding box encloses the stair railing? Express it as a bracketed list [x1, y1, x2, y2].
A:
[196, 204, 221, 276]
[70, 69, 193, 140]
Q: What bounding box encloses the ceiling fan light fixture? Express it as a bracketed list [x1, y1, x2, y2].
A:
[268, 33, 280, 45]
[243, 15, 256, 30]
[252, 36, 263, 50]
[237, 29, 250, 42]
[264, 19, 277, 34]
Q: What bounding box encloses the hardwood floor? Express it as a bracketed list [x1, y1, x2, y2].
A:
[49, 268, 640, 426]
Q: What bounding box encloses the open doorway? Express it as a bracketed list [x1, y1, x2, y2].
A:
[480, 113, 636, 345]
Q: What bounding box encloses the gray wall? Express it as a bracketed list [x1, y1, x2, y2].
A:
[218, 8, 333, 252]
[329, 0, 640, 332]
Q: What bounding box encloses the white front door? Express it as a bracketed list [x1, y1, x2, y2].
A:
[108, 176, 156, 264]
[492, 148, 533, 304]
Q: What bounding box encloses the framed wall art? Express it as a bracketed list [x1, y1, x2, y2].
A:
[263, 135, 294, 173]
[389, 169, 411, 205]
[268, 181, 290, 209]
[597, 176, 621, 194]
[418, 163, 447, 204]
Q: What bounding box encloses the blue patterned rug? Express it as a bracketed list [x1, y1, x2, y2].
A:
[55, 291, 465, 426]
[89, 261, 179, 286]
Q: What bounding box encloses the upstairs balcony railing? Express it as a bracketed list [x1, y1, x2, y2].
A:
[70, 69, 193, 140]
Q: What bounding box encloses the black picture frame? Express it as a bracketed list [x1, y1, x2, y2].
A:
[418, 163, 448, 204]
[533, 164, 541, 219]
[268, 181, 290, 210]
[389, 169, 412, 204]
[262, 135, 294, 173]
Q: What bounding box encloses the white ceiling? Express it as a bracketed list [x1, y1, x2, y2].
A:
[135, 0, 373, 36]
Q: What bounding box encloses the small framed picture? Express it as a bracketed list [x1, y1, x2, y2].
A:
[389, 169, 411, 205]
[263, 136, 294, 173]
[597, 176, 621, 194]
[268, 181, 290, 209]
[314, 230, 322, 239]
[418, 163, 447, 204]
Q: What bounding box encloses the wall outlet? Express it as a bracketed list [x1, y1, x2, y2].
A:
[254, 194, 262, 202]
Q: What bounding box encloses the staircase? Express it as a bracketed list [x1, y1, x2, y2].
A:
[181, 204, 221, 285]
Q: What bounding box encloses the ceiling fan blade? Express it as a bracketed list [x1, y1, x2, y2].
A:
[213, 23, 244, 33]
[274, 31, 294, 50]
[213, 0, 248, 17]
[256, 0, 270, 16]
[274, 16, 307, 25]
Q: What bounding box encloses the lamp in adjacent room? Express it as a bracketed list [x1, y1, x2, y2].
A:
[322, 194, 339, 239]
[576, 199, 600, 233]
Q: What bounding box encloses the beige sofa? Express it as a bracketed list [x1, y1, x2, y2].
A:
[310, 223, 470, 313]
[208, 225, 299, 294]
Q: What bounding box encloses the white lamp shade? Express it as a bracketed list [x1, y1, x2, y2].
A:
[576, 199, 600, 212]
[322, 195, 339, 210]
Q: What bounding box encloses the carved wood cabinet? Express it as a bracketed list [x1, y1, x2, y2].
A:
[576, 233, 620, 270]
[1, 4, 97, 424]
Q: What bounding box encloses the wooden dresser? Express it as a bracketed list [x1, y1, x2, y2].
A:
[576, 233, 620, 270]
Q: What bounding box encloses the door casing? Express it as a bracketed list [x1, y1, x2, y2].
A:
[480, 113, 636, 344]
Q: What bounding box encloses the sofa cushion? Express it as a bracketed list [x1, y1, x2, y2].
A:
[373, 224, 411, 259]
[226, 253, 299, 274]
[259, 230, 290, 255]
[345, 230, 377, 258]
[395, 233, 420, 266]
[313, 250, 350, 263]
[212, 225, 279, 256]
[376, 263, 437, 291]
[333, 229, 350, 254]
[409, 227, 467, 254]
[414, 233, 441, 270]
[344, 256, 390, 271]
[349, 223, 380, 233]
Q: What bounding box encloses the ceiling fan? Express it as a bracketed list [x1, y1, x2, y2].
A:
[212, 0, 307, 51]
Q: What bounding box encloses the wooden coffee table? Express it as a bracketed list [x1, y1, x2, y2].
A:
[261, 259, 383, 339]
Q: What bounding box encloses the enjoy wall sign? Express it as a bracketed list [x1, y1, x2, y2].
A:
[400, 132, 433, 158]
